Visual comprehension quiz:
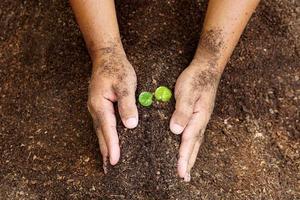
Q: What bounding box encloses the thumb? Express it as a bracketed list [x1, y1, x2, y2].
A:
[170, 94, 195, 134]
[118, 90, 139, 129]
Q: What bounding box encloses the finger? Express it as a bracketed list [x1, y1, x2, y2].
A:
[117, 89, 138, 129]
[94, 98, 120, 165]
[97, 129, 109, 174]
[89, 109, 109, 173]
[187, 131, 204, 172]
[177, 111, 206, 182]
[170, 95, 195, 135]
[187, 137, 203, 170]
[178, 139, 196, 180]
[182, 141, 201, 183]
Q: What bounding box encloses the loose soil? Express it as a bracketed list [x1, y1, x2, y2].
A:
[0, 0, 299, 199]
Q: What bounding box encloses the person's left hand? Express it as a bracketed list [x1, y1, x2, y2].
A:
[170, 60, 222, 182]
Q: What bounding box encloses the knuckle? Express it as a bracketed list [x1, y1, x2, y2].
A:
[118, 101, 129, 113]
[196, 129, 205, 142]
[92, 120, 101, 136]
[176, 97, 194, 111]
[115, 85, 130, 99]
[182, 131, 203, 143]
[88, 97, 101, 111]
[195, 133, 203, 142]
[107, 124, 117, 130]
[87, 100, 98, 116]
[94, 124, 101, 134]
[178, 153, 188, 162]
[175, 107, 193, 121]
[114, 84, 136, 101]
[182, 133, 193, 142]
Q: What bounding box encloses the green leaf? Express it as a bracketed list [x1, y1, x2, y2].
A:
[154, 86, 172, 102]
[138, 92, 153, 107]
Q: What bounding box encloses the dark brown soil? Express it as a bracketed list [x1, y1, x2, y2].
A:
[0, 0, 299, 199]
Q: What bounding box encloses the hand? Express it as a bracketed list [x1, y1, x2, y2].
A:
[170, 61, 222, 182]
[87, 44, 138, 172]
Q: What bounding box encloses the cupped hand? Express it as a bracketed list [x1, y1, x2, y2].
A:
[87, 45, 138, 171]
[170, 61, 222, 182]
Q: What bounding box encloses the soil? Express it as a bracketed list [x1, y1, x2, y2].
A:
[0, 0, 299, 199]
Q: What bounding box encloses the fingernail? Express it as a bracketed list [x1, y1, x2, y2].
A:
[184, 172, 191, 182]
[125, 117, 138, 129]
[170, 123, 184, 134]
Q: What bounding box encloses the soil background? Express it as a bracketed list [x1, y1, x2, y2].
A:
[0, 0, 299, 199]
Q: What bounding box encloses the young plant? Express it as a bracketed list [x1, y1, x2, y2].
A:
[138, 92, 153, 107]
[154, 86, 172, 102]
[138, 86, 172, 107]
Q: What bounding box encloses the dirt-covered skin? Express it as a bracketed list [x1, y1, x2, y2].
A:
[88, 38, 138, 172]
[0, 0, 299, 199]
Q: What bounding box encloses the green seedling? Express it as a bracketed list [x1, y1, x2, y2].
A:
[138, 92, 153, 107]
[154, 86, 172, 102]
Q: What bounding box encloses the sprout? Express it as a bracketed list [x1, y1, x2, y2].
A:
[138, 86, 172, 107]
[138, 92, 153, 107]
[154, 86, 172, 102]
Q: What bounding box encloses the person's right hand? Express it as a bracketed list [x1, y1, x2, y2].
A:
[87, 44, 138, 172]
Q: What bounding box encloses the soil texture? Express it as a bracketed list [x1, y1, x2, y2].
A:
[0, 0, 299, 199]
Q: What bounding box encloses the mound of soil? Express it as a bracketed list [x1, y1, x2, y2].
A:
[0, 0, 299, 199]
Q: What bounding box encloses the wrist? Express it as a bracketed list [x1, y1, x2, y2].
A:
[89, 38, 127, 63]
[91, 43, 132, 76]
[189, 57, 224, 77]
